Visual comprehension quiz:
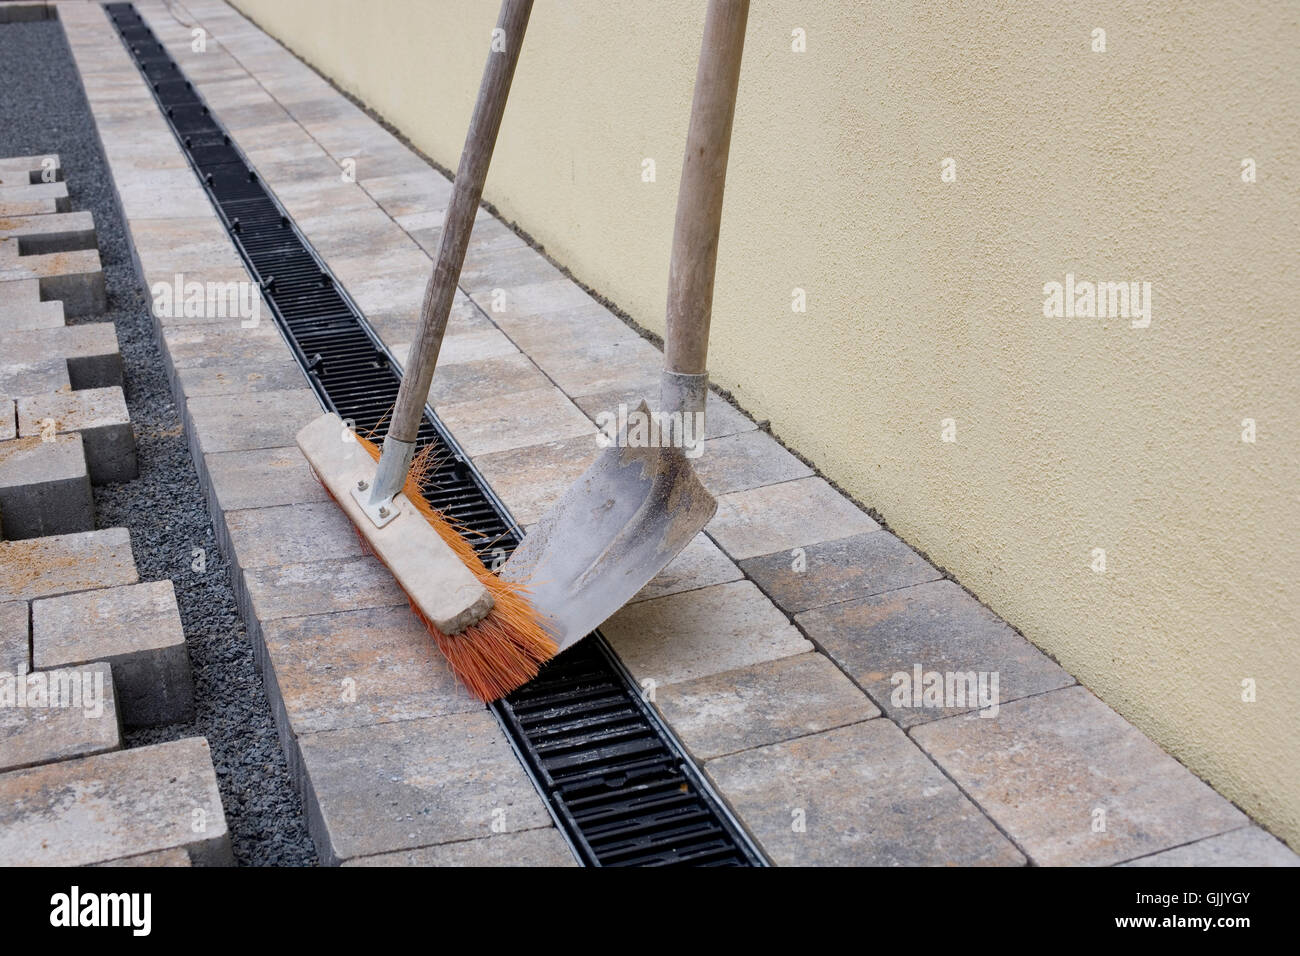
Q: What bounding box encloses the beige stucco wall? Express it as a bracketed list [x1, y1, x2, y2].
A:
[227, 0, 1300, 846]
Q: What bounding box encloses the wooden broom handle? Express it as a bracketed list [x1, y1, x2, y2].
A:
[664, 0, 749, 376]
[389, 0, 533, 444]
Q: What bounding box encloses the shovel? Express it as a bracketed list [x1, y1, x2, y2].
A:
[501, 0, 749, 652]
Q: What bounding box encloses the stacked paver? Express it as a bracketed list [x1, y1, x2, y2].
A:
[0, 148, 229, 866]
[49, 0, 1299, 867]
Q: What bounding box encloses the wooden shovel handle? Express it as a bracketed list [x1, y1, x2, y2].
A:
[664, 0, 749, 376]
[389, 0, 533, 443]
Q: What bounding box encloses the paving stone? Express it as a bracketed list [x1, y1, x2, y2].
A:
[707, 720, 1025, 866]
[297, 711, 552, 865]
[910, 685, 1248, 866]
[0, 299, 66, 331]
[0, 359, 70, 395]
[0, 210, 95, 254]
[458, 243, 566, 297]
[435, 386, 594, 457]
[0, 154, 60, 182]
[0, 245, 106, 316]
[203, 445, 328, 538]
[424, 353, 552, 407]
[473, 433, 601, 526]
[470, 277, 598, 319]
[115, 168, 213, 220]
[92, 847, 192, 867]
[0, 398, 12, 442]
[0, 181, 69, 215]
[185, 388, 321, 457]
[243, 556, 405, 633]
[528, 338, 662, 398]
[0, 528, 137, 603]
[630, 532, 743, 604]
[224, 501, 364, 575]
[655, 653, 879, 760]
[693, 430, 814, 496]
[802, 581, 1074, 726]
[0, 663, 120, 772]
[175, 359, 307, 397]
[160, 322, 292, 370]
[4, 323, 123, 388]
[1120, 827, 1300, 867]
[33, 581, 193, 728]
[0, 601, 27, 676]
[17, 386, 137, 484]
[342, 828, 577, 867]
[708, 476, 879, 560]
[0, 736, 232, 866]
[260, 605, 481, 744]
[0, 433, 95, 539]
[603, 580, 812, 687]
[740, 530, 942, 614]
[392, 330, 519, 372]
[576, 386, 756, 442]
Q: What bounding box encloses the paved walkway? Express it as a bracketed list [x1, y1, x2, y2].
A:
[54, 0, 1298, 866]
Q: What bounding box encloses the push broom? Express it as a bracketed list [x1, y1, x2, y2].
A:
[295, 0, 553, 701]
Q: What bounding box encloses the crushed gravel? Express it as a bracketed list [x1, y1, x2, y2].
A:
[0, 16, 316, 866]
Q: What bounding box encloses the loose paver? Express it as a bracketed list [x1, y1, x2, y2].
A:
[0, 359, 70, 395]
[17, 386, 137, 484]
[707, 720, 1025, 866]
[797, 580, 1074, 726]
[910, 685, 1248, 866]
[0, 210, 95, 254]
[4, 323, 123, 389]
[0, 601, 27, 676]
[33, 580, 193, 727]
[0, 180, 69, 215]
[0, 528, 138, 603]
[708, 476, 879, 560]
[297, 711, 553, 865]
[655, 653, 880, 760]
[1120, 827, 1300, 866]
[342, 828, 577, 867]
[740, 530, 942, 614]
[0, 299, 66, 331]
[0, 736, 232, 866]
[603, 580, 812, 687]
[259, 604, 481, 740]
[0, 433, 94, 539]
[0, 662, 120, 772]
[0, 244, 105, 316]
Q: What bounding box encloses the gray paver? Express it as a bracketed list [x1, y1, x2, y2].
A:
[694, 430, 814, 496]
[185, 388, 321, 457]
[342, 829, 577, 867]
[797, 580, 1075, 726]
[17, 386, 137, 484]
[0, 736, 232, 866]
[602, 580, 812, 687]
[4, 324, 123, 389]
[655, 653, 879, 760]
[33, 581, 193, 727]
[224, 501, 363, 575]
[0, 359, 70, 395]
[473, 433, 601, 526]
[426, 352, 552, 407]
[243, 556, 405, 630]
[175, 360, 308, 398]
[0, 433, 95, 539]
[707, 720, 1025, 866]
[739, 530, 942, 613]
[630, 531, 742, 604]
[0, 528, 137, 603]
[1120, 827, 1300, 866]
[434, 386, 593, 457]
[0, 210, 95, 254]
[0, 398, 12, 442]
[260, 604, 481, 740]
[0, 299, 65, 331]
[0, 601, 27, 676]
[298, 711, 553, 865]
[0, 247, 105, 316]
[0, 663, 120, 772]
[911, 685, 1248, 866]
[708, 476, 879, 559]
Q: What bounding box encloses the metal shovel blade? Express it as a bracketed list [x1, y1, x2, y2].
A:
[500, 403, 716, 652]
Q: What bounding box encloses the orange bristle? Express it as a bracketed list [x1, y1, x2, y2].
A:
[323, 434, 557, 702]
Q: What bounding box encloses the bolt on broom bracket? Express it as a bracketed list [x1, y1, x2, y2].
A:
[349, 434, 416, 528]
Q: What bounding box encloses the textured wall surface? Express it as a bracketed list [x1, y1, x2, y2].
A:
[228, 0, 1300, 846]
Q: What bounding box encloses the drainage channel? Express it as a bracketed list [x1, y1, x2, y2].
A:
[106, 2, 764, 867]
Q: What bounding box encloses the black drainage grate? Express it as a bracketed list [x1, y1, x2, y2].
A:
[106, 2, 764, 867]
